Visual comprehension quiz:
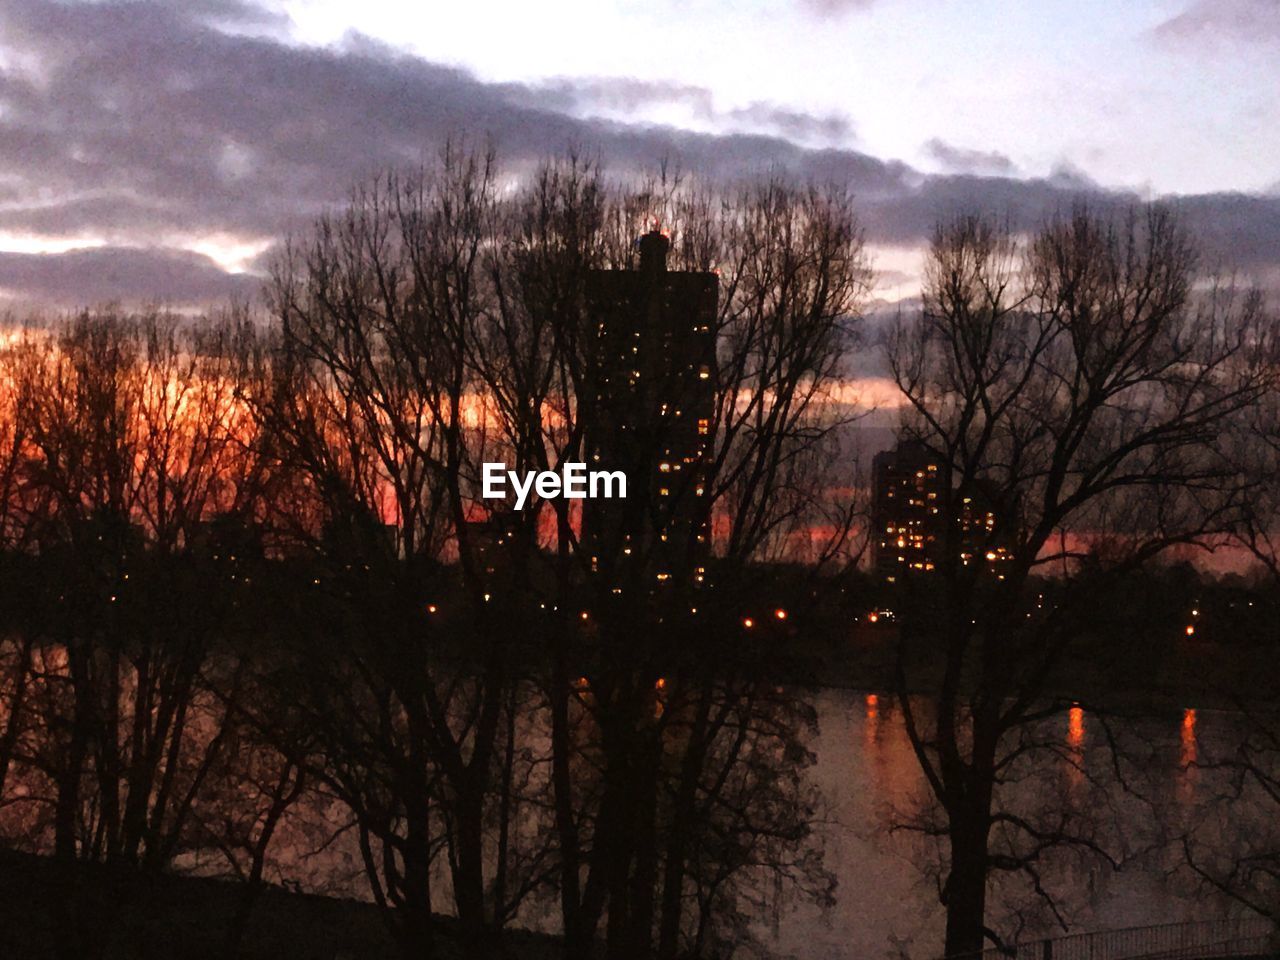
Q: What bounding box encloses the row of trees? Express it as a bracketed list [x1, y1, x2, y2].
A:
[0, 149, 867, 960]
[0, 145, 1277, 959]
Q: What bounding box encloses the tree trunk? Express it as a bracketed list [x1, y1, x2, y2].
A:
[0, 632, 35, 798]
[452, 778, 492, 956]
[399, 797, 436, 960]
[624, 735, 659, 960]
[943, 812, 990, 958]
[550, 632, 592, 960]
[657, 684, 712, 960]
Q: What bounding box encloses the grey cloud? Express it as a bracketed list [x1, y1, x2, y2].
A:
[872, 269, 917, 288]
[863, 174, 1280, 283]
[0, 0, 579, 240]
[513, 77, 717, 116]
[0, 0, 1276, 307]
[725, 104, 854, 145]
[1165, 191, 1280, 273]
[797, 0, 879, 16]
[856, 172, 1113, 246]
[924, 138, 1017, 177]
[0, 246, 260, 305]
[1153, 0, 1280, 46]
[520, 77, 854, 145]
[0, 0, 903, 243]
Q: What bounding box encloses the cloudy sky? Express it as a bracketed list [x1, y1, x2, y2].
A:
[0, 0, 1277, 308]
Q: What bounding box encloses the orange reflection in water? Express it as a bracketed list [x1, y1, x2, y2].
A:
[1177, 707, 1200, 803]
[1065, 704, 1085, 787]
[1067, 705, 1085, 749]
[1181, 708, 1197, 767]
[864, 693, 880, 745]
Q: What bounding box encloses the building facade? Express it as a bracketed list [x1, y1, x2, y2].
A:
[870, 441, 1013, 582]
[582, 229, 718, 586]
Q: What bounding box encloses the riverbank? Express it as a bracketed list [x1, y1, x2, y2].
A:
[0, 849, 558, 960]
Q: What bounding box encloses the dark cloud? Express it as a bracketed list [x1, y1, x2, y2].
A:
[1165, 191, 1280, 273]
[0, 0, 902, 247]
[0, 247, 259, 305]
[510, 77, 717, 117]
[725, 104, 854, 145]
[872, 269, 917, 288]
[1153, 0, 1280, 46]
[923, 138, 1017, 176]
[0, 0, 577, 241]
[797, 0, 879, 17]
[857, 172, 1114, 247]
[508, 77, 855, 146]
[0, 0, 1276, 306]
[860, 172, 1280, 279]
[0, 0, 884, 243]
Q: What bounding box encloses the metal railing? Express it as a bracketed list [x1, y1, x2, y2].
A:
[940, 918, 1278, 960]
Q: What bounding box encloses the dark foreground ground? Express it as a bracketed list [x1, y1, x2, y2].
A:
[0, 849, 559, 960]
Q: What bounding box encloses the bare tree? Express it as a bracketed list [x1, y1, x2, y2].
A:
[0, 310, 274, 959]
[1180, 338, 1280, 924]
[248, 147, 872, 960]
[501, 170, 870, 960]
[250, 144, 550, 960]
[885, 207, 1274, 955]
[0, 328, 40, 807]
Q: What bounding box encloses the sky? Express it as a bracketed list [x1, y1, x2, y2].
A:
[0, 0, 1277, 308]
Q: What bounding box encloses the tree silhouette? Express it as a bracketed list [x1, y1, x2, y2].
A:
[885, 207, 1275, 956]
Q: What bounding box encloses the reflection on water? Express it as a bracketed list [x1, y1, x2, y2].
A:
[1181, 708, 1197, 766]
[0, 682, 1247, 960]
[1179, 707, 1199, 804]
[1068, 704, 1085, 749]
[1066, 703, 1086, 787]
[785, 690, 1244, 960]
